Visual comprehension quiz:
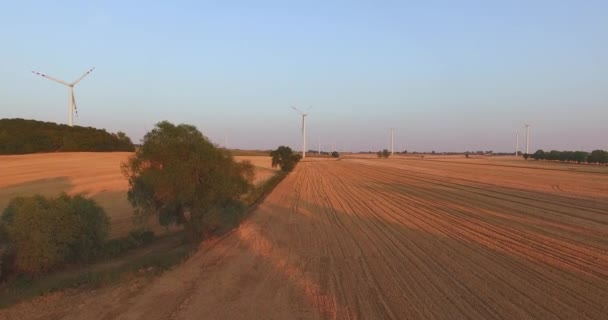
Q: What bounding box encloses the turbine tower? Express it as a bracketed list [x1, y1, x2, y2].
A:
[524, 123, 531, 154]
[292, 106, 310, 159]
[515, 129, 520, 157]
[318, 136, 321, 155]
[32, 67, 95, 127]
[390, 128, 395, 155]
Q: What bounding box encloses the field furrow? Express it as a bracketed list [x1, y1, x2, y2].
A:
[2, 157, 607, 319]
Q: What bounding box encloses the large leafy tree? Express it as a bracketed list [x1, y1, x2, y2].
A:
[122, 121, 254, 236]
[532, 149, 545, 160]
[588, 150, 608, 164]
[270, 146, 301, 172]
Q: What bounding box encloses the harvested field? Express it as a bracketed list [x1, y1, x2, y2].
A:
[234, 155, 279, 186]
[0, 153, 276, 238]
[3, 157, 607, 319]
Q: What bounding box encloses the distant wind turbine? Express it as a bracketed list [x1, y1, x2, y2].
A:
[515, 129, 520, 157]
[524, 123, 531, 154]
[291, 106, 310, 159]
[32, 67, 95, 127]
[318, 136, 321, 155]
[390, 128, 395, 155]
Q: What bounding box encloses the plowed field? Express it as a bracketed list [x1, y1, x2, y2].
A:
[2, 158, 607, 319]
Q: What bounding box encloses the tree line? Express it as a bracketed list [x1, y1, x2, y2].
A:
[525, 149, 608, 164]
[0, 118, 134, 154]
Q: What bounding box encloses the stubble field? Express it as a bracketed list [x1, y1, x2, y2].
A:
[3, 156, 607, 319]
[0, 152, 277, 238]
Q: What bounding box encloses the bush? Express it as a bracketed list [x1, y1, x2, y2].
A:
[377, 149, 391, 158]
[102, 230, 155, 258]
[331, 151, 340, 158]
[0, 194, 110, 275]
[270, 146, 302, 172]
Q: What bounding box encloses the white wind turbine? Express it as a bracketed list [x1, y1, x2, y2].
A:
[291, 106, 310, 159]
[515, 128, 520, 157]
[390, 128, 395, 155]
[32, 67, 95, 127]
[524, 123, 531, 154]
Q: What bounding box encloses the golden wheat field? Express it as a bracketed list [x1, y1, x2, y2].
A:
[0, 152, 277, 238]
[3, 156, 607, 319]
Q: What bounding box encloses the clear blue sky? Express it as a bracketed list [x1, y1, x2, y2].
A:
[1, 0, 606, 152]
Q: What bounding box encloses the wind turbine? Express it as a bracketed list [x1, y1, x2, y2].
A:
[524, 123, 531, 154]
[318, 136, 321, 155]
[390, 128, 395, 155]
[515, 129, 520, 157]
[32, 67, 95, 127]
[291, 106, 310, 159]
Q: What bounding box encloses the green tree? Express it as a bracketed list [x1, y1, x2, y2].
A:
[547, 150, 561, 161]
[588, 150, 608, 164]
[122, 121, 254, 237]
[331, 151, 340, 158]
[1, 194, 109, 274]
[270, 146, 301, 172]
[532, 149, 545, 160]
[572, 151, 589, 163]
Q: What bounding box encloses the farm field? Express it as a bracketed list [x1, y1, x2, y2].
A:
[3, 157, 607, 319]
[0, 153, 277, 238]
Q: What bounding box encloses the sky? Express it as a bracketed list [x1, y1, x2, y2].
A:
[0, 0, 606, 152]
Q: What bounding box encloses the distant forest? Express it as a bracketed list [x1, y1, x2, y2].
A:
[0, 119, 135, 154]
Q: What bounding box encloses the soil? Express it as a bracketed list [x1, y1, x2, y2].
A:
[1, 158, 607, 319]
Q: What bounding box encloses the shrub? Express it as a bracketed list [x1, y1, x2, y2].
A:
[331, 151, 340, 158]
[0, 194, 109, 275]
[102, 230, 155, 258]
[377, 149, 391, 158]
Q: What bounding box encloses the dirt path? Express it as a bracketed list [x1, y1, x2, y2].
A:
[2, 159, 607, 319]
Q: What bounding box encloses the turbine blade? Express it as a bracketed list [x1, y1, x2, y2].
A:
[32, 71, 70, 86]
[72, 91, 78, 117]
[301, 116, 305, 134]
[72, 67, 95, 85]
[291, 106, 304, 115]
